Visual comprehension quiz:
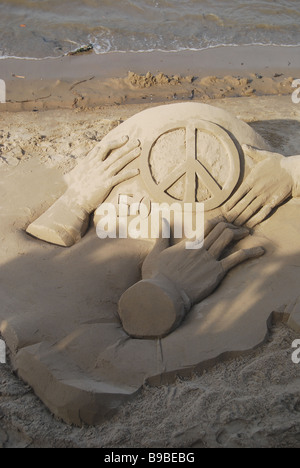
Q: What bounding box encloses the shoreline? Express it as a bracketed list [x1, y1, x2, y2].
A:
[1, 45, 300, 81]
[0, 44, 299, 111]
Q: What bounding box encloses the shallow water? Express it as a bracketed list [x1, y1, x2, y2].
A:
[1, 0, 300, 58]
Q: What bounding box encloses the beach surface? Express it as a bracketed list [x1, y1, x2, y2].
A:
[0, 46, 300, 447]
[0, 322, 299, 448]
[1, 45, 300, 110]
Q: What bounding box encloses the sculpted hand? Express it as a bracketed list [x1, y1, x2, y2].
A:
[27, 136, 141, 247]
[223, 145, 298, 228]
[66, 136, 141, 214]
[118, 220, 265, 339]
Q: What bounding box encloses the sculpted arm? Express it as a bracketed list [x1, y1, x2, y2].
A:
[118, 219, 265, 339]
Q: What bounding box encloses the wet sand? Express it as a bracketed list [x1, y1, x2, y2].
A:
[1, 45, 300, 80]
[0, 45, 299, 111]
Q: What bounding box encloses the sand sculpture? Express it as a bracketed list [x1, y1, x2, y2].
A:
[27, 113, 266, 339]
[3, 102, 300, 425]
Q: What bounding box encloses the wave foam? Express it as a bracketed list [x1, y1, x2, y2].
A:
[1, 42, 300, 61]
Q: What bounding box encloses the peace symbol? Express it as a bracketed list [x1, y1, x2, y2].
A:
[140, 119, 240, 211]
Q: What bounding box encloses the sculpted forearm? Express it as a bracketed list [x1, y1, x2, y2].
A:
[26, 192, 90, 247]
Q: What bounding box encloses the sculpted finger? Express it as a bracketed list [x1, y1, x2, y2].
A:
[84, 143, 102, 162]
[234, 196, 265, 226]
[142, 218, 171, 279]
[245, 189, 291, 228]
[110, 147, 141, 174]
[154, 218, 171, 249]
[204, 216, 226, 237]
[204, 221, 239, 250]
[86, 136, 129, 164]
[112, 168, 140, 187]
[101, 136, 130, 161]
[208, 226, 249, 259]
[223, 182, 251, 212]
[104, 139, 140, 166]
[242, 144, 273, 163]
[221, 246, 265, 273]
[245, 204, 275, 229]
[242, 144, 284, 162]
[226, 190, 257, 223]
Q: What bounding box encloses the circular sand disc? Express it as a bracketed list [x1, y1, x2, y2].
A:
[96, 103, 270, 214]
[141, 119, 240, 210]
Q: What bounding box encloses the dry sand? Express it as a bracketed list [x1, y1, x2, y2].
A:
[0, 47, 300, 449]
